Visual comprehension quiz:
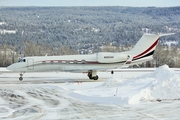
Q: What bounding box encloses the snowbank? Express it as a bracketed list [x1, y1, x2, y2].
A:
[146, 65, 180, 100]
[69, 65, 180, 105]
[99, 76, 126, 87]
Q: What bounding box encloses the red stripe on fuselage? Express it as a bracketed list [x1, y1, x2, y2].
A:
[133, 38, 159, 59]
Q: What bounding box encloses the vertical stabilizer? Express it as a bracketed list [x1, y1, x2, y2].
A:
[130, 33, 174, 60]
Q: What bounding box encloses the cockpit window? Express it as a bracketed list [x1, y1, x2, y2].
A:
[18, 58, 26, 63]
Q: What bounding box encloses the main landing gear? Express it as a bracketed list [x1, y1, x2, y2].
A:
[19, 72, 25, 81]
[87, 70, 99, 80]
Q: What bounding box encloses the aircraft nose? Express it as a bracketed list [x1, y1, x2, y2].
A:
[7, 65, 16, 71]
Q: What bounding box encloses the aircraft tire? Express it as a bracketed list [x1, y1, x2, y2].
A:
[19, 77, 23, 81]
[89, 75, 93, 79]
[88, 72, 93, 79]
[93, 75, 98, 80]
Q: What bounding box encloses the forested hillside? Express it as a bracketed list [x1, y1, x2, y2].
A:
[0, 6, 180, 67]
[0, 7, 180, 50]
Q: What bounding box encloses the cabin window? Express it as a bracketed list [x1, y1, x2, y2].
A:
[18, 59, 21, 62]
[18, 58, 26, 62]
[62, 61, 66, 64]
[42, 61, 46, 64]
[50, 61, 54, 64]
[74, 60, 78, 64]
[66, 61, 70, 64]
[81, 59, 86, 64]
[58, 60, 62, 63]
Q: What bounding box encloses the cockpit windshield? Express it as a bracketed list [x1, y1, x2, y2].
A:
[18, 58, 26, 63]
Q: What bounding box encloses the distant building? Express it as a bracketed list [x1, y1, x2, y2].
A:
[0, 29, 17, 34]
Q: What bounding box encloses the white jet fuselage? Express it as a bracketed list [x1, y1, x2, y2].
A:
[8, 52, 149, 72]
[7, 33, 174, 80]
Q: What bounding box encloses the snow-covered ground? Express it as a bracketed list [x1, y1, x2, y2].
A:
[0, 65, 180, 119]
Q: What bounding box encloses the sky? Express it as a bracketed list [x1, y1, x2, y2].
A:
[0, 0, 179, 7]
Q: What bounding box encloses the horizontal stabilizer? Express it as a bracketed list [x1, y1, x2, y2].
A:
[158, 33, 175, 37]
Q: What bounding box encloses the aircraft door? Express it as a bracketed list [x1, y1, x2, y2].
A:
[27, 58, 34, 70]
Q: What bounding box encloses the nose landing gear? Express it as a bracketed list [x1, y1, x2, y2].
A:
[19, 72, 25, 81]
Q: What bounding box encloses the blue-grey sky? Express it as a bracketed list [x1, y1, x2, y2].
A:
[0, 0, 179, 7]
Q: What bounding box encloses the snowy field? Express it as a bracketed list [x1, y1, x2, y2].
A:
[0, 65, 180, 119]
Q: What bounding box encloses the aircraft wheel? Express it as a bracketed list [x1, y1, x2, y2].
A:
[89, 75, 93, 80]
[93, 75, 99, 80]
[19, 72, 25, 81]
[88, 72, 93, 79]
[19, 77, 23, 81]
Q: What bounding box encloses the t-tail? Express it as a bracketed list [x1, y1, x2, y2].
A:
[123, 33, 175, 66]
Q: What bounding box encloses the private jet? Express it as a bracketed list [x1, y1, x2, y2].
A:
[7, 33, 174, 81]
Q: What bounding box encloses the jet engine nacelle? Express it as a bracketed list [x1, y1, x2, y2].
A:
[97, 52, 129, 63]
